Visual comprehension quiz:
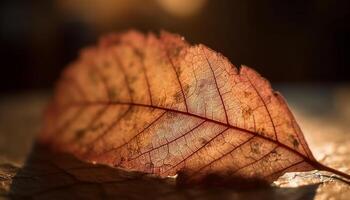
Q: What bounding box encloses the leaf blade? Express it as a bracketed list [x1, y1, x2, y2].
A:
[40, 30, 322, 184]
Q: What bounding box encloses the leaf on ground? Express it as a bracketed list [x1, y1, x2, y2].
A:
[39, 30, 350, 185]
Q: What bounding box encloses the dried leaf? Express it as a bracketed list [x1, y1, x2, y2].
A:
[39, 30, 350, 185]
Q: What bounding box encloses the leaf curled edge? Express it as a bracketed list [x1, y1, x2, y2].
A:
[39, 30, 350, 185]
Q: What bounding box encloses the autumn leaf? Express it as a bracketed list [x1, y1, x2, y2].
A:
[39, 30, 350, 185]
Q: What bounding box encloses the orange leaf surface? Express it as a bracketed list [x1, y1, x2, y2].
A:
[39, 31, 350, 185]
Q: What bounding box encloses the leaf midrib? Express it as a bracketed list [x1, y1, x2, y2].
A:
[64, 100, 316, 167]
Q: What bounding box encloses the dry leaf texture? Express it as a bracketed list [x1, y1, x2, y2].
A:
[40, 31, 319, 184]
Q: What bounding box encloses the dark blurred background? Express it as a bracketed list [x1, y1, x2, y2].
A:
[1, 0, 349, 94]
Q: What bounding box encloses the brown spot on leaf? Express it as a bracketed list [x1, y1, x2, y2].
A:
[244, 91, 251, 98]
[173, 91, 183, 103]
[250, 141, 260, 154]
[108, 87, 118, 100]
[74, 128, 86, 140]
[200, 138, 208, 146]
[289, 135, 300, 148]
[242, 107, 253, 119]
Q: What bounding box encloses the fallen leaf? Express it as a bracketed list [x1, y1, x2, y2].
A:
[39, 30, 350, 185]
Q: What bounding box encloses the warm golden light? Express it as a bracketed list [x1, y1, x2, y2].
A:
[157, 0, 207, 18]
[55, 0, 133, 28]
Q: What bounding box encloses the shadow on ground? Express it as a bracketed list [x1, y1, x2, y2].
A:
[8, 144, 319, 200]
